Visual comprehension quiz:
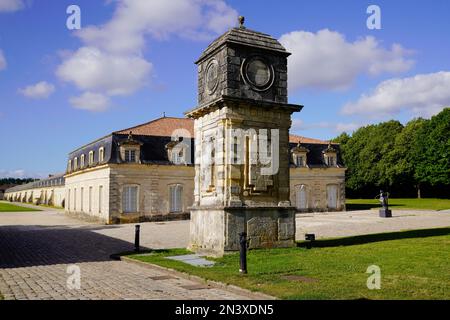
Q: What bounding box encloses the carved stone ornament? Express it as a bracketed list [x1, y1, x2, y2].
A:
[205, 59, 219, 94]
[241, 56, 274, 92]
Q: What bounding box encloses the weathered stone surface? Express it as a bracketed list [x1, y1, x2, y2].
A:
[188, 22, 301, 256]
[190, 207, 295, 255]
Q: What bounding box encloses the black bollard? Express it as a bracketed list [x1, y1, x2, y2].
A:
[135, 225, 140, 252]
[239, 232, 247, 274]
[305, 233, 315, 249]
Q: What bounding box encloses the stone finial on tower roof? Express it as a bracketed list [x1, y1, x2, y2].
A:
[238, 16, 245, 29]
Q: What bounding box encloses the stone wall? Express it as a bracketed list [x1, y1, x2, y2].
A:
[4, 186, 66, 207]
[64, 166, 111, 223]
[108, 164, 195, 224]
[189, 207, 296, 256]
[290, 167, 346, 212]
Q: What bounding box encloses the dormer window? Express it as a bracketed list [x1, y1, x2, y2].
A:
[74, 157, 78, 170]
[294, 154, 305, 167]
[119, 132, 142, 164]
[171, 148, 185, 164]
[292, 140, 309, 168]
[166, 140, 187, 165]
[125, 149, 136, 162]
[323, 142, 338, 167]
[99, 147, 105, 162]
[89, 151, 94, 165]
[68, 160, 72, 173]
[80, 154, 85, 168]
[326, 156, 336, 166]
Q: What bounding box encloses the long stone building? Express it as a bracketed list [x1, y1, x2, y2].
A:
[4, 116, 345, 223]
[4, 174, 65, 207]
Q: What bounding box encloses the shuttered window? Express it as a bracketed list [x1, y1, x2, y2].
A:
[98, 186, 103, 214]
[169, 185, 183, 213]
[89, 187, 92, 212]
[80, 187, 84, 212]
[123, 186, 138, 213]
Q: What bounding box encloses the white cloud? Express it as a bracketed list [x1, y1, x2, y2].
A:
[342, 71, 450, 118]
[69, 92, 110, 112]
[279, 29, 414, 91]
[0, 0, 24, 12]
[57, 47, 152, 96]
[18, 81, 55, 99]
[76, 0, 238, 53]
[0, 49, 6, 70]
[335, 122, 362, 133]
[57, 0, 237, 111]
[291, 118, 362, 134]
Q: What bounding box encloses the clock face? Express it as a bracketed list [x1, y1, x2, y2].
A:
[242, 56, 274, 91]
[205, 59, 219, 94]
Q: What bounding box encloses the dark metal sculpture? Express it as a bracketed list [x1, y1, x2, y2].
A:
[377, 190, 392, 218]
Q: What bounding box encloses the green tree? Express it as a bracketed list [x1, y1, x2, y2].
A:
[386, 118, 427, 198]
[415, 108, 450, 188]
[336, 120, 403, 196]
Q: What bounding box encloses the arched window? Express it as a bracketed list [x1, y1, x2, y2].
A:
[99, 147, 105, 162]
[169, 184, 183, 213]
[80, 154, 85, 168]
[89, 151, 95, 165]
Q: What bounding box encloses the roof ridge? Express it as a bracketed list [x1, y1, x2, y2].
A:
[289, 134, 335, 145]
[113, 116, 190, 134]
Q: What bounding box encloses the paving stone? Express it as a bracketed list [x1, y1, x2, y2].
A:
[166, 254, 215, 267]
[0, 210, 254, 300]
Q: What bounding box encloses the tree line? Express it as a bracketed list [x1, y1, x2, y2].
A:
[333, 108, 449, 198]
[0, 178, 38, 186]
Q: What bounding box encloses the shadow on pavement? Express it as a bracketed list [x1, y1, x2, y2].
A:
[0, 225, 147, 268]
[296, 227, 450, 248]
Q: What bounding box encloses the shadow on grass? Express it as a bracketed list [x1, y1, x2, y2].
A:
[297, 227, 450, 248]
[345, 203, 402, 211]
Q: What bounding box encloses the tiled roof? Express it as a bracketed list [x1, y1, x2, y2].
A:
[115, 117, 330, 145]
[115, 117, 195, 137]
[288, 134, 331, 145]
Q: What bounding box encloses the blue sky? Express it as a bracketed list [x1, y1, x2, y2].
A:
[1, 0, 450, 178]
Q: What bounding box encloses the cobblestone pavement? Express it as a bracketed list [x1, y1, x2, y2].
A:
[0, 208, 253, 300]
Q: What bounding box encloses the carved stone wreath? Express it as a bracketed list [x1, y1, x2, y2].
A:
[241, 56, 275, 92]
[205, 59, 219, 95]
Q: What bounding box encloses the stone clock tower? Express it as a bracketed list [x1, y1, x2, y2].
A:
[186, 17, 302, 256]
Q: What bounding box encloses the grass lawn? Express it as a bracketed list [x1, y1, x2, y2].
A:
[346, 198, 450, 211]
[0, 201, 41, 212]
[127, 228, 450, 300]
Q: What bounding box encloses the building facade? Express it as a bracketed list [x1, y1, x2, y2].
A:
[4, 174, 65, 207]
[4, 116, 345, 223]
